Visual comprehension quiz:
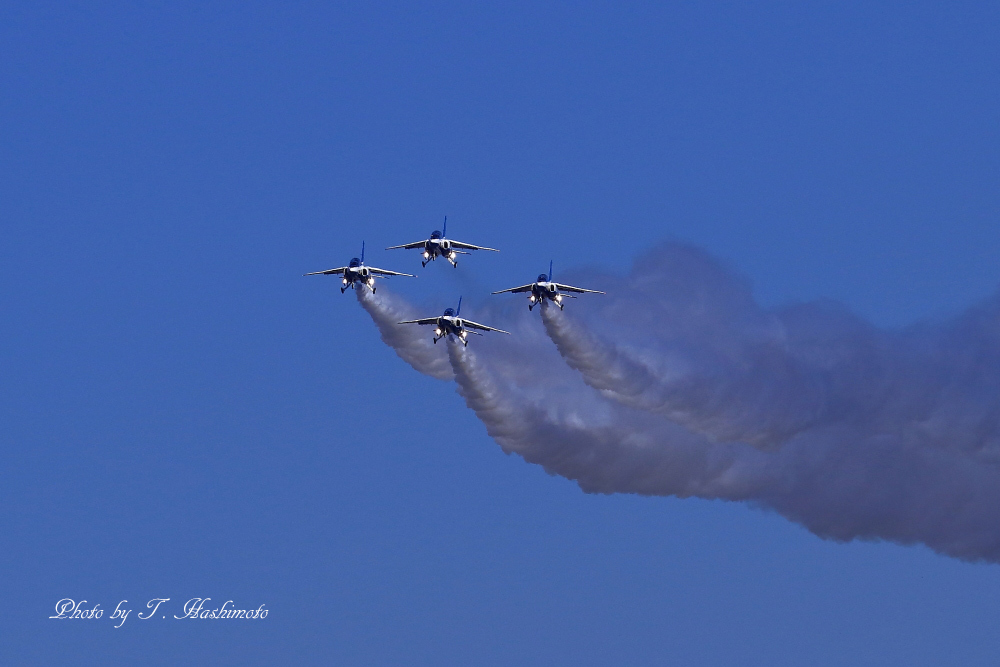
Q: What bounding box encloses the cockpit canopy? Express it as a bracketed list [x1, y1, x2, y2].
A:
[430, 230, 442, 239]
[349, 258, 361, 268]
[443, 307, 455, 316]
[537, 273, 549, 282]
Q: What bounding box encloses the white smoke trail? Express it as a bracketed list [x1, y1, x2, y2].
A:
[359, 245, 1000, 562]
[447, 328, 1000, 561]
[356, 287, 454, 381]
[445, 337, 774, 499]
[541, 245, 1000, 462]
[539, 299, 831, 448]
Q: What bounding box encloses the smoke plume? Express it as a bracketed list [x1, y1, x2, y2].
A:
[360, 243, 1000, 562]
[356, 287, 453, 381]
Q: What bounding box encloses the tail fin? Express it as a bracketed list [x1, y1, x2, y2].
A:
[361, 241, 365, 263]
[456, 295, 462, 316]
[549, 259, 553, 281]
[443, 216, 447, 238]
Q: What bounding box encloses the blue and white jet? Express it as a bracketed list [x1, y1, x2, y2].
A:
[492, 260, 604, 310]
[398, 297, 510, 346]
[386, 217, 499, 267]
[305, 242, 414, 293]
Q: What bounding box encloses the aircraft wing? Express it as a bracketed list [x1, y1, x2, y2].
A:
[491, 283, 534, 294]
[367, 266, 415, 277]
[554, 283, 605, 294]
[304, 267, 348, 276]
[397, 317, 440, 325]
[448, 239, 499, 252]
[385, 240, 427, 250]
[462, 319, 510, 334]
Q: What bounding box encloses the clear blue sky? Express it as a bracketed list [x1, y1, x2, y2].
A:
[3, 2, 1000, 664]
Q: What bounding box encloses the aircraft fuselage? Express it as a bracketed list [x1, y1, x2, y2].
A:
[340, 263, 377, 293]
[422, 235, 458, 266]
[528, 281, 563, 309]
[432, 315, 470, 345]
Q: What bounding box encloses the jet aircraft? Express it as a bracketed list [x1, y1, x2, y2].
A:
[386, 217, 499, 267]
[492, 260, 604, 310]
[305, 242, 414, 293]
[398, 297, 510, 346]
